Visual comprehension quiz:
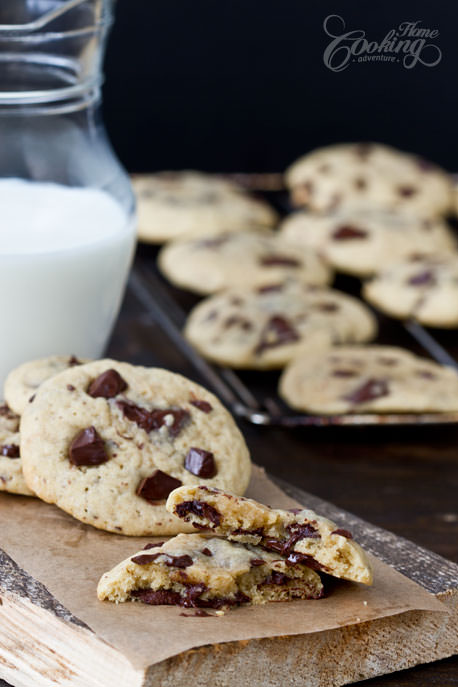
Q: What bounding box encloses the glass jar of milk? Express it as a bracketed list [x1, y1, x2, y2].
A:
[0, 0, 136, 388]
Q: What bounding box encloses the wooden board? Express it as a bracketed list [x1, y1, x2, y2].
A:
[0, 478, 456, 687]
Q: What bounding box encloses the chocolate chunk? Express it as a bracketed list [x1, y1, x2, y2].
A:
[257, 283, 284, 294]
[286, 522, 321, 546]
[285, 552, 327, 571]
[184, 447, 217, 478]
[88, 369, 127, 399]
[332, 225, 368, 240]
[28, 394, 36, 403]
[197, 235, 230, 249]
[262, 537, 285, 554]
[194, 590, 249, 609]
[0, 404, 17, 420]
[416, 370, 436, 380]
[117, 400, 154, 432]
[332, 528, 353, 539]
[68, 355, 82, 366]
[190, 399, 213, 413]
[131, 554, 160, 565]
[417, 157, 435, 171]
[69, 427, 108, 466]
[149, 408, 190, 438]
[343, 378, 389, 404]
[232, 527, 263, 537]
[260, 255, 301, 268]
[315, 302, 339, 312]
[354, 177, 367, 190]
[130, 589, 182, 605]
[377, 357, 398, 366]
[250, 558, 265, 567]
[174, 500, 221, 527]
[1, 444, 20, 458]
[201, 547, 213, 556]
[300, 180, 313, 196]
[223, 315, 252, 331]
[262, 522, 320, 557]
[255, 315, 300, 355]
[332, 369, 358, 378]
[263, 572, 289, 586]
[143, 542, 164, 550]
[131, 553, 193, 568]
[136, 470, 182, 503]
[117, 401, 190, 438]
[67, 384, 76, 391]
[398, 186, 417, 197]
[204, 309, 218, 322]
[354, 143, 373, 158]
[165, 554, 194, 568]
[408, 270, 436, 286]
[182, 583, 207, 607]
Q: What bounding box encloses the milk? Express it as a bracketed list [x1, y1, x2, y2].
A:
[0, 179, 136, 389]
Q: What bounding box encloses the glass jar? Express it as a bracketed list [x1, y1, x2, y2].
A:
[0, 0, 136, 388]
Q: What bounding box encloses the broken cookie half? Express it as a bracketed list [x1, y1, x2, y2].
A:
[97, 533, 323, 608]
[166, 486, 373, 585]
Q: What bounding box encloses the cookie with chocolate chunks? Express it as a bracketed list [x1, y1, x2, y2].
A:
[184, 279, 376, 369]
[0, 402, 33, 496]
[5, 354, 90, 415]
[158, 230, 332, 295]
[167, 487, 372, 585]
[279, 210, 456, 278]
[363, 253, 458, 328]
[97, 533, 323, 608]
[20, 360, 251, 535]
[131, 171, 277, 244]
[285, 142, 454, 217]
[279, 345, 458, 414]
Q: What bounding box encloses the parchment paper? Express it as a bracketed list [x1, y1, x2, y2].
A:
[0, 466, 446, 670]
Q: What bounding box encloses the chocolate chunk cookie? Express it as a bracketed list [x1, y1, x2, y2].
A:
[285, 143, 454, 217]
[20, 360, 251, 534]
[0, 402, 33, 496]
[167, 487, 372, 585]
[363, 253, 458, 327]
[184, 279, 377, 369]
[158, 230, 333, 295]
[4, 354, 89, 415]
[131, 171, 278, 243]
[97, 533, 323, 607]
[279, 345, 458, 414]
[279, 211, 456, 278]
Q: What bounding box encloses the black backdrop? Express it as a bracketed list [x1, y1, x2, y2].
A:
[102, 1, 458, 174]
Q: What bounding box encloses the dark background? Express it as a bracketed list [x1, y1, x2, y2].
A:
[103, 1, 457, 174]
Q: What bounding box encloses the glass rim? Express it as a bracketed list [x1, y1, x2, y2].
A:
[0, 0, 113, 38]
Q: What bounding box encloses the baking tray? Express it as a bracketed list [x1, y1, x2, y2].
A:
[129, 173, 458, 428]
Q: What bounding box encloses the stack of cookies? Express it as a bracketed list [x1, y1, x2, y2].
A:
[1, 354, 373, 612]
[97, 485, 373, 611]
[1, 355, 251, 530]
